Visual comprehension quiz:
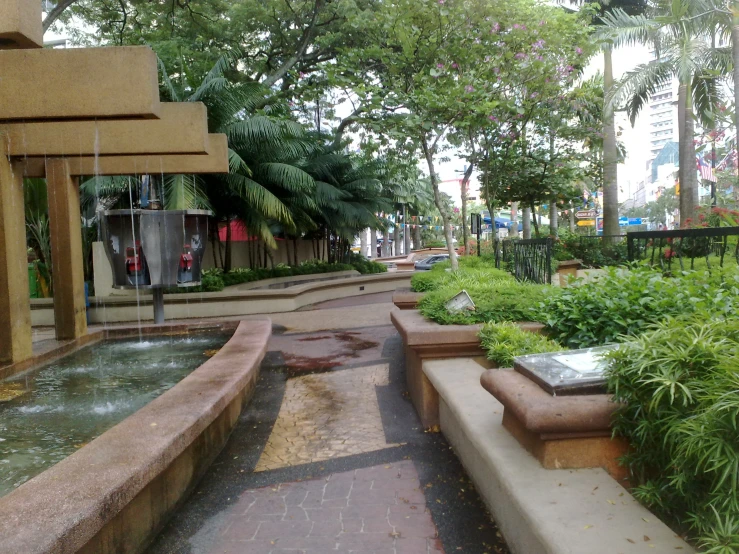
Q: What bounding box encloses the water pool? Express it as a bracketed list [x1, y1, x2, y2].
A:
[0, 332, 230, 497]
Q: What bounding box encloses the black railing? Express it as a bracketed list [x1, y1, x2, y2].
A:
[627, 227, 739, 272]
[513, 238, 552, 284]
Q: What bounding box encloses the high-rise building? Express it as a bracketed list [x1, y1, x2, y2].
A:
[648, 80, 679, 161]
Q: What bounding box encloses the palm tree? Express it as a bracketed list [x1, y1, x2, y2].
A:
[82, 55, 320, 271]
[300, 143, 395, 262]
[563, 0, 648, 238]
[601, 0, 729, 225]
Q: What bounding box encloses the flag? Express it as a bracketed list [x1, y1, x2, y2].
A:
[697, 155, 717, 183]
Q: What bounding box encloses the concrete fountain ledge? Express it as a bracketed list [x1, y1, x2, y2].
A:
[30, 271, 411, 325]
[0, 318, 271, 554]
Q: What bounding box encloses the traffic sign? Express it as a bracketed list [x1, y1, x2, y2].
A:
[618, 216, 629, 226]
[577, 219, 595, 227]
[628, 217, 642, 225]
[576, 210, 596, 219]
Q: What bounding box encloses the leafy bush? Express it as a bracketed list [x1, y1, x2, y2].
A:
[553, 232, 628, 268]
[172, 258, 380, 292]
[540, 266, 739, 349]
[423, 240, 446, 248]
[175, 268, 225, 293]
[605, 317, 739, 551]
[219, 260, 357, 287]
[419, 280, 556, 325]
[410, 256, 512, 292]
[347, 252, 387, 274]
[479, 322, 563, 366]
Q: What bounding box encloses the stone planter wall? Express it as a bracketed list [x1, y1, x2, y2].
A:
[390, 309, 543, 428]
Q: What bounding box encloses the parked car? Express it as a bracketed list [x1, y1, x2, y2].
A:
[414, 254, 449, 271]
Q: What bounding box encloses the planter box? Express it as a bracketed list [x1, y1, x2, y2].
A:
[392, 289, 423, 310]
[556, 259, 582, 288]
[391, 309, 543, 428]
[480, 369, 629, 481]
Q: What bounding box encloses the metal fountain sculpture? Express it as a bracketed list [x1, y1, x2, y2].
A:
[0, 0, 229, 364]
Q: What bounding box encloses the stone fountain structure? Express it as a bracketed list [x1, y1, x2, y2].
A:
[0, 0, 228, 365]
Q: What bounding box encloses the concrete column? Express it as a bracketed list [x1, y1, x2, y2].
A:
[92, 241, 114, 297]
[46, 158, 87, 341]
[0, 155, 33, 363]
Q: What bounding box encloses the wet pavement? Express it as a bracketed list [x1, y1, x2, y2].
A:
[147, 298, 509, 554]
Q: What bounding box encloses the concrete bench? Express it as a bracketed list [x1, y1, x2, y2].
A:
[422, 358, 694, 554]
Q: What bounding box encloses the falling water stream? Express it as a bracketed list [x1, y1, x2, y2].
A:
[0, 331, 230, 497]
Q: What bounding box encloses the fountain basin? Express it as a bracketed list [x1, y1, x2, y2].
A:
[0, 318, 271, 554]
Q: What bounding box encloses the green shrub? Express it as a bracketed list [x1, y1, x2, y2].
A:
[418, 280, 557, 325]
[478, 322, 563, 366]
[553, 231, 628, 268]
[423, 240, 446, 248]
[347, 252, 387, 274]
[410, 256, 512, 292]
[605, 317, 739, 551]
[180, 258, 371, 292]
[218, 259, 358, 287]
[540, 266, 739, 349]
[177, 268, 225, 293]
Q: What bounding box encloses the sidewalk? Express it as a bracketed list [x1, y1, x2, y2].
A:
[147, 297, 508, 554]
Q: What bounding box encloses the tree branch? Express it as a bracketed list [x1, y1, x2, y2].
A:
[330, 105, 365, 151]
[42, 0, 79, 32]
[261, 0, 322, 88]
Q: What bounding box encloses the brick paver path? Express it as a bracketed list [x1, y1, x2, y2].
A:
[207, 461, 443, 554]
[149, 297, 508, 554]
[256, 364, 401, 472]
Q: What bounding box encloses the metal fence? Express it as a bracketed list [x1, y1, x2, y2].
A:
[513, 238, 553, 284]
[626, 227, 739, 271]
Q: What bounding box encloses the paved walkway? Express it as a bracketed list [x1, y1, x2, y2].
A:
[145, 295, 508, 554]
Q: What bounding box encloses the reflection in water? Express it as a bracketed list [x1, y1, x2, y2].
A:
[0, 332, 230, 497]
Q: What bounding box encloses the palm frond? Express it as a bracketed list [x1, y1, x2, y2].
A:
[254, 163, 315, 193]
[163, 174, 212, 210]
[609, 59, 674, 124]
[222, 173, 293, 224]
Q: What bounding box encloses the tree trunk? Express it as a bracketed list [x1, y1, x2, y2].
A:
[602, 47, 620, 240]
[360, 229, 368, 258]
[549, 193, 558, 237]
[422, 137, 459, 270]
[413, 225, 421, 250]
[382, 228, 390, 257]
[530, 200, 540, 238]
[461, 165, 473, 256]
[522, 206, 532, 239]
[210, 226, 220, 268]
[510, 202, 519, 238]
[403, 204, 410, 255]
[367, 228, 374, 258]
[678, 82, 699, 225]
[393, 213, 400, 256]
[224, 220, 233, 272]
